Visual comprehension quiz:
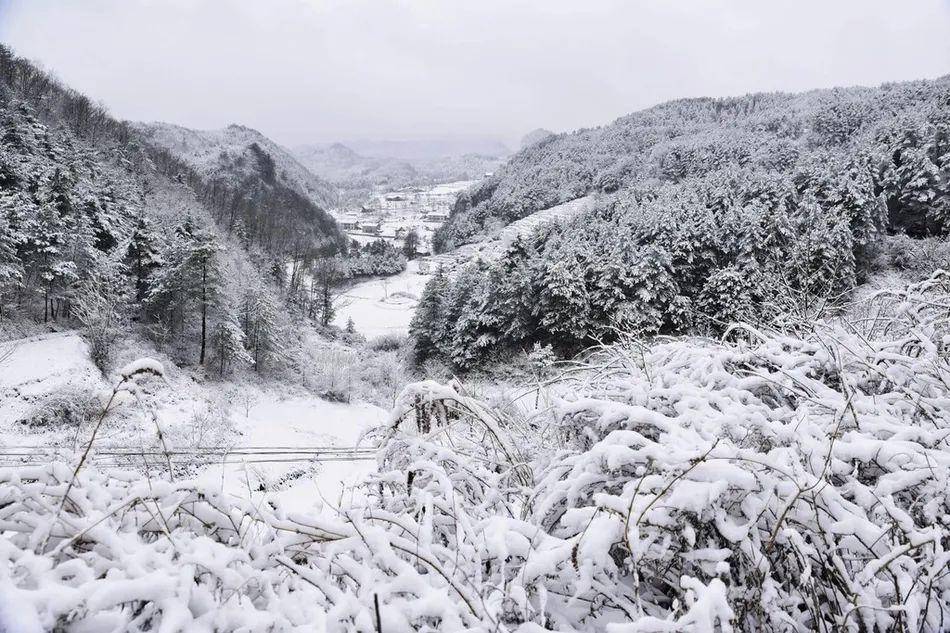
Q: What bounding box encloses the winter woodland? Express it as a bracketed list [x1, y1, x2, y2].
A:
[0, 25, 949, 633]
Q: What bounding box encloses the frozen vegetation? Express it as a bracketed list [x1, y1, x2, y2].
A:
[2, 272, 949, 631]
[1, 36, 949, 633]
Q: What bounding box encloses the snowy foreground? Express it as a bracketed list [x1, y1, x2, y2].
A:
[2, 272, 950, 631]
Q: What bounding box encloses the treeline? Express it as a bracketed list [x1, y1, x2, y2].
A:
[0, 93, 289, 374]
[414, 78, 950, 370]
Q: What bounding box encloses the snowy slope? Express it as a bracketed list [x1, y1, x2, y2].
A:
[134, 122, 339, 209]
[0, 332, 105, 428]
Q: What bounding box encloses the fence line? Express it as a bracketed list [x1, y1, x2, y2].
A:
[0, 445, 378, 467]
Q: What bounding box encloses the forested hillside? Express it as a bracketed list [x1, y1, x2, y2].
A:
[418, 77, 950, 369]
[135, 122, 345, 255]
[436, 78, 950, 249]
[0, 44, 347, 374]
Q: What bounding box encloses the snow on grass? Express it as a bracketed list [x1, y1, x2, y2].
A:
[0, 331, 388, 515]
[195, 393, 386, 512]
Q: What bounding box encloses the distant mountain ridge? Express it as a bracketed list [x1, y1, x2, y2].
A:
[292, 140, 506, 197]
[342, 137, 509, 161]
[133, 122, 339, 210]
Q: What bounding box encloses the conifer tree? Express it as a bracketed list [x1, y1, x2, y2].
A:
[146, 220, 222, 364]
[409, 265, 449, 365]
[212, 314, 253, 377]
[241, 286, 282, 372]
[124, 217, 162, 305]
[0, 210, 23, 318]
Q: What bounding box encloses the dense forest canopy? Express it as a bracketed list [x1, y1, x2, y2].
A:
[417, 77, 950, 369]
[134, 121, 345, 254]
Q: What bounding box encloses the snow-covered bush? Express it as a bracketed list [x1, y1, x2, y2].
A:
[357, 271, 950, 631]
[2, 274, 949, 632]
[16, 386, 100, 430]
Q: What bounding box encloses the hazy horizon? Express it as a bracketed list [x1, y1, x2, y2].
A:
[2, 0, 948, 148]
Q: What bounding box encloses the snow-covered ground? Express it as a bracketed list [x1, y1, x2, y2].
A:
[195, 395, 385, 512]
[333, 259, 431, 337]
[0, 332, 387, 515]
[0, 331, 104, 434]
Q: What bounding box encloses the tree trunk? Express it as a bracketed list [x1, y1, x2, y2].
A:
[199, 262, 207, 365]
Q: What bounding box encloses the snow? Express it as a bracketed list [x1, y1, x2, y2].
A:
[333, 260, 431, 337]
[2, 269, 950, 630]
[195, 394, 386, 511]
[118, 357, 165, 380]
[0, 332, 387, 516]
[0, 578, 44, 633]
[335, 195, 596, 337]
[0, 331, 105, 428]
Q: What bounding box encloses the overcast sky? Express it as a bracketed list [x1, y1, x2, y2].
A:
[1, 0, 948, 147]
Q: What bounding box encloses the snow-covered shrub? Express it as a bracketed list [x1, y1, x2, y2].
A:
[2, 275, 949, 632]
[16, 386, 100, 429]
[367, 333, 407, 353]
[356, 271, 950, 631]
[873, 234, 950, 275]
[0, 467, 332, 632]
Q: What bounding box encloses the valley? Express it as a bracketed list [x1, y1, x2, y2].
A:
[1, 17, 949, 632]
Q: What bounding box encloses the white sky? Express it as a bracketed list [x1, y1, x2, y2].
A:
[1, 0, 948, 147]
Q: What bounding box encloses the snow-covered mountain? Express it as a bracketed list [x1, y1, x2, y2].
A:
[292, 140, 505, 196]
[134, 122, 339, 210]
[520, 127, 554, 149]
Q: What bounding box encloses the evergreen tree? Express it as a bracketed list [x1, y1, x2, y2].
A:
[124, 217, 163, 305]
[241, 286, 282, 372]
[535, 255, 591, 343]
[409, 266, 449, 365]
[309, 255, 346, 326]
[193, 237, 219, 364]
[0, 209, 23, 318]
[402, 228, 420, 260]
[212, 313, 253, 377]
[146, 221, 222, 364]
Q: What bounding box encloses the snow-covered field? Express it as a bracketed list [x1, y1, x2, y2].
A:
[333, 260, 431, 337]
[195, 395, 385, 512]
